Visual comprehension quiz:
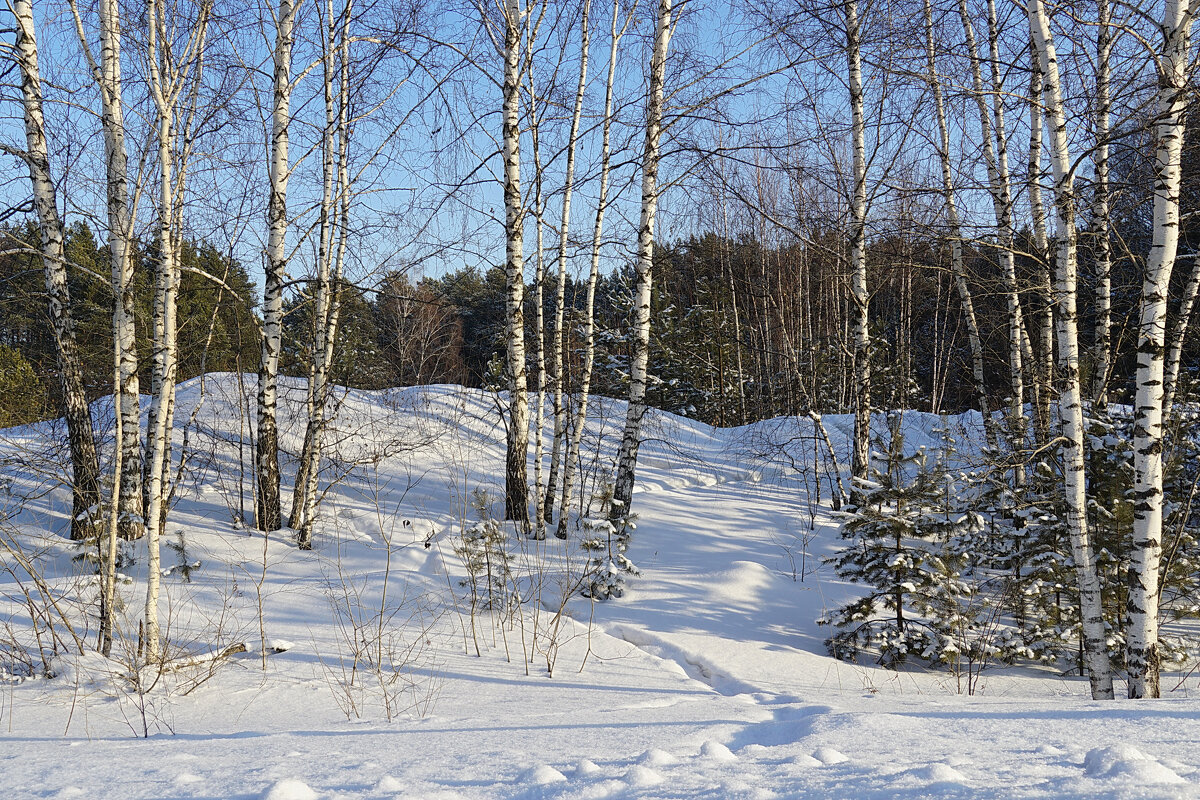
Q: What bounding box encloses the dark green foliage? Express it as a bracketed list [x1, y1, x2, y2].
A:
[0, 223, 259, 416]
[0, 344, 49, 427]
[822, 414, 983, 667]
[580, 485, 639, 601]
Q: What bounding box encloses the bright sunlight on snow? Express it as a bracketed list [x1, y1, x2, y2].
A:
[1, 376, 1199, 799]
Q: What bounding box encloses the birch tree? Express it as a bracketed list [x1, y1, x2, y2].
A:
[1090, 0, 1113, 407]
[1028, 0, 1114, 699]
[68, 0, 144, 539]
[923, 0, 994, 451]
[543, 0, 591, 527]
[8, 0, 102, 541]
[257, 0, 298, 533]
[610, 0, 673, 521]
[1127, 0, 1193, 700]
[846, 0, 870, 485]
[957, 0, 1030, 444]
[290, 0, 351, 547]
[1164, 254, 1200, 416]
[556, 0, 631, 539]
[500, 0, 531, 528]
[141, 0, 212, 656]
[1027, 44, 1054, 445]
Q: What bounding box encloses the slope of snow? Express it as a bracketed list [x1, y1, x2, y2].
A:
[0, 376, 1198, 799]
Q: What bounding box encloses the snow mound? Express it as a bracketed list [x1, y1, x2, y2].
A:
[523, 765, 568, 784]
[638, 747, 679, 767]
[700, 740, 738, 762]
[792, 753, 824, 767]
[173, 772, 204, 784]
[918, 763, 967, 783]
[262, 778, 319, 800]
[1083, 745, 1187, 784]
[624, 765, 665, 787]
[812, 746, 849, 765]
[575, 759, 602, 777]
[373, 775, 404, 793]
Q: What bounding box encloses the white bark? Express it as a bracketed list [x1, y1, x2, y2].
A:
[926, 0, 994, 451]
[1028, 50, 1054, 444]
[544, 0, 592, 527]
[142, 0, 210, 658]
[257, 0, 296, 532]
[502, 0, 531, 528]
[1028, 0, 1114, 699]
[292, 0, 352, 548]
[1091, 0, 1113, 407]
[959, 0, 1028, 442]
[69, 0, 144, 539]
[846, 0, 870, 485]
[557, 0, 625, 539]
[1128, 0, 1192, 700]
[528, 50, 549, 539]
[611, 0, 672, 518]
[12, 0, 102, 541]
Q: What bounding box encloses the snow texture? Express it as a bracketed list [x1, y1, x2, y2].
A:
[0, 378, 1197, 799]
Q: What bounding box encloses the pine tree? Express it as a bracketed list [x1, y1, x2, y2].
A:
[823, 414, 982, 667]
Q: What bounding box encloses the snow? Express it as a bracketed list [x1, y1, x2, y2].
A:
[0, 377, 1199, 799]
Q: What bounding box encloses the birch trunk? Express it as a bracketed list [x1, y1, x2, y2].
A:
[926, 0, 995, 451]
[142, 0, 209, 658]
[1127, 0, 1192, 700]
[292, 0, 344, 546]
[13, 0, 102, 541]
[610, 0, 672, 519]
[1028, 51, 1054, 445]
[1091, 0, 1113, 407]
[528, 64, 548, 539]
[846, 0, 871, 485]
[1028, 0, 1114, 699]
[69, 0, 145, 539]
[257, 0, 296, 533]
[959, 0, 1028, 443]
[502, 0, 530, 528]
[557, 0, 624, 539]
[543, 0, 592, 525]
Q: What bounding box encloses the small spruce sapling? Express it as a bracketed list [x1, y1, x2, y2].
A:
[822, 414, 983, 667]
[581, 485, 639, 601]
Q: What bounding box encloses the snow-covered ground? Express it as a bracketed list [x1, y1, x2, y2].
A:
[2, 375, 1199, 799]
